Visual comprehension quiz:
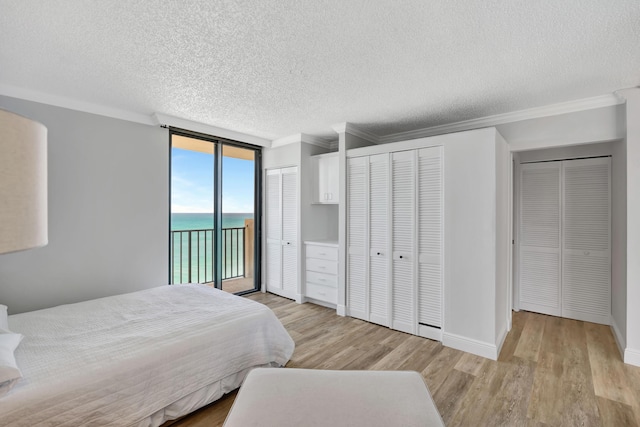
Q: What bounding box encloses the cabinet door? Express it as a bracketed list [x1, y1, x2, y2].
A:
[265, 169, 282, 292]
[519, 162, 562, 316]
[281, 167, 298, 296]
[391, 150, 415, 334]
[317, 154, 339, 204]
[369, 154, 390, 327]
[417, 147, 443, 332]
[562, 158, 610, 324]
[347, 157, 368, 320]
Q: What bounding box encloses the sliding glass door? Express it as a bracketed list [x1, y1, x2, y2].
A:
[170, 130, 261, 294]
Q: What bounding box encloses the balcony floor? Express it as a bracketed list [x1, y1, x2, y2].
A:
[203, 277, 255, 294]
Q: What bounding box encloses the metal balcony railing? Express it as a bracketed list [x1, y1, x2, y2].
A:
[171, 227, 245, 284]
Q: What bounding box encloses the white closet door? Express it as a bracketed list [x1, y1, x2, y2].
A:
[519, 162, 562, 316]
[368, 154, 390, 327]
[265, 169, 282, 292]
[391, 150, 415, 334]
[417, 147, 443, 335]
[562, 158, 610, 324]
[347, 157, 368, 321]
[281, 167, 298, 296]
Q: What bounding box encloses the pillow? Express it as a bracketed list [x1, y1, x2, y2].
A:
[0, 305, 7, 331]
[0, 333, 23, 397]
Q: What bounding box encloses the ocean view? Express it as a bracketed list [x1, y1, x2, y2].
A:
[171, 213, 254, 284]
[171, 212, 253, 231]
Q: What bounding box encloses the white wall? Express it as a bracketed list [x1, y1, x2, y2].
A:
[0, 96, 169, 314]
[494, 132, 511, 348]
[499, 104, 625, 151]
[620, 88, 640, 366]
[441, 129, 500, 352]
[611, 138, 627, 353]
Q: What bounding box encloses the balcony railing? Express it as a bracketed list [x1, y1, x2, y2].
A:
[171, 220, 254, 285]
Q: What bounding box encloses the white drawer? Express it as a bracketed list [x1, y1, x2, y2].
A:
[306, 270, 337, 288]
[306, 257, 338, 275]
[306, 244, 338, 261]
[306, 283, 337, 304]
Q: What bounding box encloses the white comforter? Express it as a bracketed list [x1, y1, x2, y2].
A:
[0, 285, 295, 426]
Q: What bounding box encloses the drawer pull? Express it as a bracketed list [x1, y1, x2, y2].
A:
[319, 278, 326, 282]
[319, 252, 326, 256]
[377, 252, 381, 255]
[319, 266, 326, 269]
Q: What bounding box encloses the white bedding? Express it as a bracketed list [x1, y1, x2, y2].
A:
[0, 285, 295, 426]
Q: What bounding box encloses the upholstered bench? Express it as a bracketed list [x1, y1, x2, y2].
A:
[224, 368, 444, 427]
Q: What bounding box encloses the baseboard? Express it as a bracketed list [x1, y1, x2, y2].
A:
[496, 325, 508, 359]
[336, 305, 346, 316]
[624, 348, 640, 367]
[442, 332, 499, 360]
[610, 315, 626, 360]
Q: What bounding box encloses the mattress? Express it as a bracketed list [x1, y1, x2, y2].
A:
[0, 285, 295, 426]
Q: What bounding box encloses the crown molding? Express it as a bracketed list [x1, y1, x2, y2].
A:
[332, 122, 380, 144]
[378, 93, 624, 144]
[152, 113, 271, 147]
[271, 133, 333, 149]
[0, 83, 155, 125]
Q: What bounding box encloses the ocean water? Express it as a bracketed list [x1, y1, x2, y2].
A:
[171, 213, 254, 284]
[171, 212, 253, 231]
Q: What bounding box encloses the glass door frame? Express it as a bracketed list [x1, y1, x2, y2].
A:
[168, 127, 262, 294]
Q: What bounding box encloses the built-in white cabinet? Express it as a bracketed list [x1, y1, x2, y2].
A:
[347, 146, 443, 341]
[265, 167, 298, 300]
[312, 152, 339, 204]
[518, 157, 611, 325]
[304, 241, 339, 306]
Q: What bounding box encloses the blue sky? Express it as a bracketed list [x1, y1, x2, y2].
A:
[171, 148, 255, 213]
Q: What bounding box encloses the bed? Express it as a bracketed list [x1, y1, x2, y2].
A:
[0, 284, 295, 426]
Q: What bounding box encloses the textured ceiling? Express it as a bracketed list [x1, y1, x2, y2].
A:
[1, 0, 639, 141]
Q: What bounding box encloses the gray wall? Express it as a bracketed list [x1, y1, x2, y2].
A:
[0, 96, 169, 314]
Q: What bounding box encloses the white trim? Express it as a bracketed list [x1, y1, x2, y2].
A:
[336, 304, 346, 316]
[0, 83, 156, 125]
[271, 133, 334, 149]
[152, 113, 271, 147]
[624, 348, 640, 367]
[610, 315, 626, 359]
[332, 122, 380, 144]
[442, 332, 499, 360]
[379, 94, 624, 144]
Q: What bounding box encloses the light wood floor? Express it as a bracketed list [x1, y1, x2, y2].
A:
[170, 292, 640, 427]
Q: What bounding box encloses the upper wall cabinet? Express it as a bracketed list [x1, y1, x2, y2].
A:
[312, 152, 339, 204]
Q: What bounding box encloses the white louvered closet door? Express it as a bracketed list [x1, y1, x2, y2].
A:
[368, 154, 390, 327]
[265, 169, 282, 292]
[562, 158, 610, 325]
[519, 162, 562, 317]
[347, 157, 368, 321]
[391, 150, 416, 334]
[281, 167, 298, 296]
[416, 147, 443, 337]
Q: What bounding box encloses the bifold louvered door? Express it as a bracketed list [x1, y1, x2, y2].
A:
[417, 147, 443, 339]
[519, 158, 610, 325]
[347, 157, 367, 321]
[391, 150, 416, 334]
[347, 146, 442, 339]
[519, 162, 562, 316]
[265, 167, 298, 299]
[562, 158, 610, 324]
[346, 154, 390, 326]
[368, 154, 390, 327]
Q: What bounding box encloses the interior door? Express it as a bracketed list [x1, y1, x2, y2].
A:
[518, 162, 562, 316]
[265, 169, 282, 292]
[391, 150, 415, 334]
[280, 167, 298, 296]
[368, 153, 390, 327]
[347, 157, 368, 321]
[417, 146, 443, 337]
[562, 158, 611, 324]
